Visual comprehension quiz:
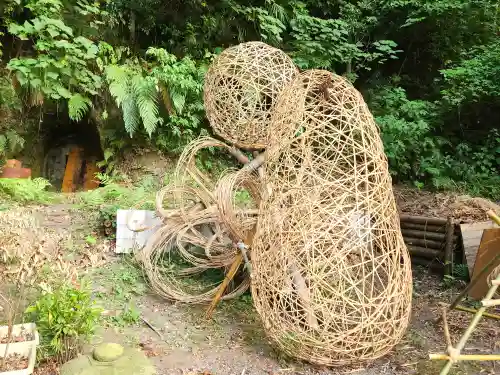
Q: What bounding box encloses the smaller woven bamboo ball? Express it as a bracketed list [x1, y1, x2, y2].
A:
[204, 42, 298, 150]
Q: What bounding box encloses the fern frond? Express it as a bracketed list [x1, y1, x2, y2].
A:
[68, 93, 92, 121]
[106, 65, 130, 107]
[170, 89, 186, 114]
[122, 94, 140, 136]
[5, 130, 25, 153]
[0, 135, 7, 155]
[132, 75, 162, 136]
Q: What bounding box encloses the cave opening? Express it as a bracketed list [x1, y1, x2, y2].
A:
[41, 114, 104, 192]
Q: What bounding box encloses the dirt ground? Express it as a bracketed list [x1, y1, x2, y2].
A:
[85, 267, 497, 375]
[2, 200, 499, 375]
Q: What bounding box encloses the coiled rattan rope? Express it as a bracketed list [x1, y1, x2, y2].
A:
[138, 137, 260, 304]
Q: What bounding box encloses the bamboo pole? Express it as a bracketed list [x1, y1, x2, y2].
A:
[441, 252, 500, 319]
[430, 354, 500, 361]
[205, 253, 243, 319]
[487, 210, 500, 225]
[481, 299, 500, 307]
[443, 217, 454, 276]
[445, 304, 500, 320]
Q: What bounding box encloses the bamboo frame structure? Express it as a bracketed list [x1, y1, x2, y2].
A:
[430, 273, 500, 375]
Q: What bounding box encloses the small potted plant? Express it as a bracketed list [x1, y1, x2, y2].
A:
[24, 280, 101, 365]
[0, 293, 39, 375]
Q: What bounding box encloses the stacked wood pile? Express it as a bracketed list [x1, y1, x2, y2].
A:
[401, 215, 463, 276]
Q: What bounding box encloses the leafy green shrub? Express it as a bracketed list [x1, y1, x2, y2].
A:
[0, 178, 54, 203]
[440, 40, 500, 106]
[7, 0, 105, 120]
[443, 130, 500, 198]
[76, 173, 155, 210]
[370, 86, 500, 198]
[369, 86, 448, 186]
[25, 282, 101, 363]
[0, 75, 26, 160]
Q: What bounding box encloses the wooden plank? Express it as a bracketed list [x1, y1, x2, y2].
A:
[401, 221, 447, 233]
[83, 162, 100, 191]
[402, 229, 446, 242]
[468, 228, 500, 300]
[408, 246, 442, 259]
[400, 215, 448, 226]
[444, 218, 454, 276]
[460, 222, 499, 276]
[61, 147, 82, 193]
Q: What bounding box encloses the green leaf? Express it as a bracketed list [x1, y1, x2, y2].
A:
[56, 86, 72, 99]
[31, 78, 42, 88]
[104, 149, 113, 161]
[68, 94, 91, 121]
[170, 90, 186, 114]
[46, 71, 59, 80]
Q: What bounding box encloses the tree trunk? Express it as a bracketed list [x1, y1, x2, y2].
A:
[129, 11, 136, 50]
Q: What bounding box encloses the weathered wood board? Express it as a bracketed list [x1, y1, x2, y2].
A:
[460, 221, 499, 275]
[468, 228, 500, 300]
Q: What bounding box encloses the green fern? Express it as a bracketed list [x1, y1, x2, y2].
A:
[5, 130, 25, 152]
[106, 65, 162, 136]
[132, 75, 162, 135]
[0, 130, 25, 157]
[0, 135, 7, 155]
[170, 89, 186, 114]
[68, 93, 92, 121]
[122, 94, 141, 135]
[106, 65, 130, 107]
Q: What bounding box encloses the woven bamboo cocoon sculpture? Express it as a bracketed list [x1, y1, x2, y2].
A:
[204, 42, 298, 150]
[250, 70, 413, 366]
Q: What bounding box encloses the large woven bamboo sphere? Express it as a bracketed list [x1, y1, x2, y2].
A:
[203, 42, 298, 150]
[251, 70, 413, 366]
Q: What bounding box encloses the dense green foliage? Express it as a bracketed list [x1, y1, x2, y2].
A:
[0, 0, 499, 196]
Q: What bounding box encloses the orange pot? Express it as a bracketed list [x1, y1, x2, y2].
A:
[5, 159, 22, 169]
[1, 167, 32, 179]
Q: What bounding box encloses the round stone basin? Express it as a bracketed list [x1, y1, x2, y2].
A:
[60, 343, 156, 375]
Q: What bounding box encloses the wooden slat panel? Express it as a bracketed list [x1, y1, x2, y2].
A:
[468, 228, 500, 299]
[460, 221, 499, 276]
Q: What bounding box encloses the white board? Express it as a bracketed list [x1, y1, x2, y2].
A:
[115, 209, 163, 254]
